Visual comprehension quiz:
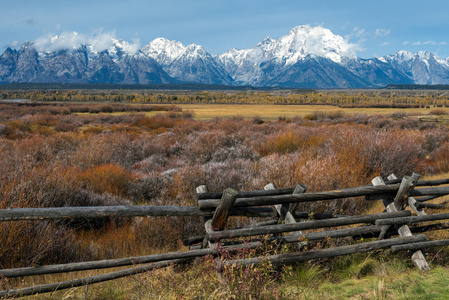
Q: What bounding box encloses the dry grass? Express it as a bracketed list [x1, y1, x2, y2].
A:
[159, 104, 440, 120]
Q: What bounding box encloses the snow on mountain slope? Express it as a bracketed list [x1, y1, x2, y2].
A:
[142, 39, 234, 85]
[2, 25, 449, 88]
[0, 36, 175, 84]
[141, 38, 186, 65]
[382, 51, 449, 85]
[218, 25, 360, 86]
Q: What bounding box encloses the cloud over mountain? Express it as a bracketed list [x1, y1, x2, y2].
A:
[33, 31, 141, 54]
[1, 25, 449, 88]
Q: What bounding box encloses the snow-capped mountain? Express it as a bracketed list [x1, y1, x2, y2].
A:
[217, 25, 360, 87]
[141, 38, 185, 66]
[381, 51, 449, 85]
[142, 38, 234, 85]
[1, 26, 449, 88]
[0, 39, 174, 84]
[342, 56, 414, 86]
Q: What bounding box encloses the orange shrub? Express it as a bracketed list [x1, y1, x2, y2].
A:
[133, 115, 176, 130]
[431, 142, 449, 173]
[78, 163, 135, 197]
[257, 127, 327, 156]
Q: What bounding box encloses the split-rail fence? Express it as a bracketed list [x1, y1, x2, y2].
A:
[1, 173, 449, 298]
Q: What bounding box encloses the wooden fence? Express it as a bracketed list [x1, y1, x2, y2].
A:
[1, 173, 449, 298]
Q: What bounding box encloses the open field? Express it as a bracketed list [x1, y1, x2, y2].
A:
[169, 104, 449, 120]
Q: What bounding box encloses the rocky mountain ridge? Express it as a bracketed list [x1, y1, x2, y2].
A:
[1, 25, 448, 88]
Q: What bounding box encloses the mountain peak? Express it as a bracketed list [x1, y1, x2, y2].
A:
[3, 25, 449, 88]
[141, 38, 186, 65]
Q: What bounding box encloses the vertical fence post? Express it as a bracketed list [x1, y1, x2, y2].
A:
[202, 188, 239, 249]
[408, 173, 427, 217]
[196, 185, 211, 249]
[211, 188, 239, 231]
[264, 183, 307, 249]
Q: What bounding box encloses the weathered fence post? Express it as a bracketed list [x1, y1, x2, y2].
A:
[264, 183, 307, 249]
[202, 188, 239, 249]
[408, 173, 427, 217]
[394, 175, 416, 210]
[211, 188, 239, 231]
[372, 175, 430, 271]
[197, 185, 211, 250]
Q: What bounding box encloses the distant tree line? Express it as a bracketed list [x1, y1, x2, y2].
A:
[1, 88, 449, 107]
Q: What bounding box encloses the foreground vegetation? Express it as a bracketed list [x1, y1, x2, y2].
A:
[1, 95, 449, 298]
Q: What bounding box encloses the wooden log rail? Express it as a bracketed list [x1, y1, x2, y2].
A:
[197, 178, 449, 200]
[207, 211, 411, 242]
[391, 239, 449, 252]
[1, 175, 448, 297]
[218, 235, 427, 268]
[197, 185, 449, 210]
[376, 212, 449, 226]
[0, 206, 280, 221]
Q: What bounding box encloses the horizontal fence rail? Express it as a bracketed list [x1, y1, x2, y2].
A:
[198, 178, 449, 200]
[219, 235, 428, 268]
[0, 206, 281, 221]
[1, 174, 448, 298]
[198, 185, 449, 210]
[207, 211, 411, 241]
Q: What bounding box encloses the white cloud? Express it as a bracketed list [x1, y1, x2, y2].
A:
[9, 40, 21, 48]
[350, 27, 365, 39]
[32, 30, 141, 54]
[381, 42, 391, 46]
[342, 27, 367, 55]
[412, 41, 447, 46]
[375, 28, 391, 38]
[402, 41, 409, 45]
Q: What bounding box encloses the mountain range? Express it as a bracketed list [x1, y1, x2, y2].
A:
[1, 25, 449, 88]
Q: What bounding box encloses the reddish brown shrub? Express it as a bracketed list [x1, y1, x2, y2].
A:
[78, 163, 135, 197]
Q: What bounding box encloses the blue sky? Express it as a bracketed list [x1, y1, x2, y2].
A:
[1, 0, 449, 58]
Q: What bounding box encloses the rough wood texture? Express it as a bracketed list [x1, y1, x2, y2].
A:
[391, 239, 449, 252]
[408, 197, 427, 216]
[198, 184, 402, 210]
[265, 183, 306, 249]
[415, 202, 449, 209]
[207, 211, 410, 241]
[202, 220, 215, 249]
[394, 176, 415, 210]
[414, 178, 449, 187]
[287, 183, 307, 217]
[416, 195, 445, 202]
[197, 188, 296, 200]
[0, 206, 213, 221]
[199, 185, 449, 210]
[211, 188, 239, 231]
[372, 176, 430, 271]
[219, 235, 427, 267]
[0, 248, 213, 279]
[372, 176, 393, 208]
[376, 213, 449, 226]
[409, 186, 449, 197]
[372, 176, 449, 187]
[0, 206, 282, 221]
